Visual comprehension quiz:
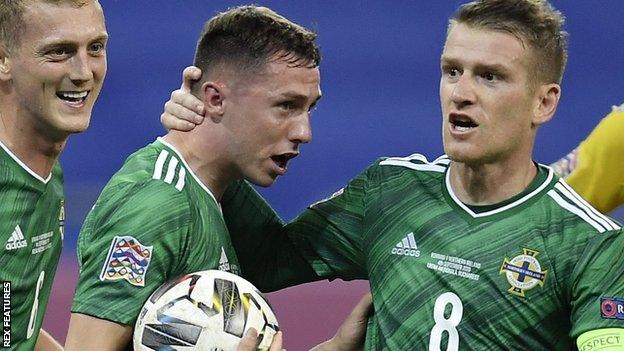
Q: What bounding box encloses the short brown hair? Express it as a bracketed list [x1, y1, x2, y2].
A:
[450, 0, 568, 84]
[193, 5, 320, 87]
[0, 0, 91, 53]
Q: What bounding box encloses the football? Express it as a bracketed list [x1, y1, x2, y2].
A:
[133, 270, 279, 350]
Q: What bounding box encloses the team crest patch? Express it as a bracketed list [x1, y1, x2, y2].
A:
[499, 248, 547, 297]
[100, 235, 153, 287]
[601, 297, 624, 320]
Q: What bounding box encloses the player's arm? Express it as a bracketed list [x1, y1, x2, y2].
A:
[34, 329, 63, 351]
[221, 181, 320, 291]
[65, 314, 132, 351]
[310, 292, 372, 351]
[222, 164, 373, 292]
[570, 229, 624, 350]
[68, 181, 192, 349]
[551, 106, 624, 213]
[160, 66, 205, 132]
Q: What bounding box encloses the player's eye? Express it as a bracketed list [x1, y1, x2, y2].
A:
[442, 66, 460, 80]
[482, 72, 497, 82]
[89, 42, 106, 55]
[47, 48, 70, 58]
[278, 101, 295, 111]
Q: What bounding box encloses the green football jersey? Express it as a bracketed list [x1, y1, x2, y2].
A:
[72, 138, 240, 326]
[0, 141, 64, 351]
[223, 154, 624, 350]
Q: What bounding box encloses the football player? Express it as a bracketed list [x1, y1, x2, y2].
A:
[163, 0, 624, 349]
[65, 6, 322, 351]
[0, 1, 107, 349]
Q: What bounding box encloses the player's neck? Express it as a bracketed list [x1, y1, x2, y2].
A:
[163, 131, 235, 200]
[448, 158, 538, 206]
[0, 112, 66, 179]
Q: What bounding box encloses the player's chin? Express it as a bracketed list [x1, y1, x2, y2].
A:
[443, 143, 480, 163]
[59, 113, 93, 134]
[246, 173, 279, 188]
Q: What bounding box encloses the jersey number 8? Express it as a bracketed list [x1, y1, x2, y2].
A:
[429, 292, 463, 351]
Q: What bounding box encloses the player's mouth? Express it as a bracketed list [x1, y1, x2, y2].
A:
[449, 113, 478, 133]
[57, 90, 90, 107]
[270, 152, 298, 175]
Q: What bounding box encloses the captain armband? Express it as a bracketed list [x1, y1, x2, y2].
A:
[577, 328, 624, 351]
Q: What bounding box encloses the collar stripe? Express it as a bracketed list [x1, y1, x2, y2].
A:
[554, 181, 619, 230]
[547, 190, 608, 233]
[156, 137, 220, 209]
[445, 165, 554, 218]
[0, 140, 51, 184]
[380, 159, 446, 173]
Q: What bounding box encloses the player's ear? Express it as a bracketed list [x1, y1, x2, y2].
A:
[0, 46, 12, 81]
[201, 81, 227, 122]
[532, 83, 560, 126]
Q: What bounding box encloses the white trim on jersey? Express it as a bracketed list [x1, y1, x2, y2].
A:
[445, 165, 555, 218]
[380, 153, 448, 173]
[386, 153, 430, 163]
[433, 155, 451, 165]
[157, 137, 220, 209]
[546, 182, 620, 233]
[175, 167, 186, 191]
[547, 190, 609, 233]
[380, 160, 446, 173]
[0, 139, 51, 184]
[555, 180, 620, 230]
[153, 150, 168, 180]
[163, 157, 179, 184]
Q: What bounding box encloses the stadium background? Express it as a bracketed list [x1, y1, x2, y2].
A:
[45, 1, 624, 349]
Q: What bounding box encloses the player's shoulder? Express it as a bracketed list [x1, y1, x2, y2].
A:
[94, 138, 193, 212]
[543, 176, 621, 234]
[111, 138, 190, 192]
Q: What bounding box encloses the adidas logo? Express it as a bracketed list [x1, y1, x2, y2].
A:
[391, 232, 420, 257]
[5, 225, 27, 251]
[218, 247, 231, 272]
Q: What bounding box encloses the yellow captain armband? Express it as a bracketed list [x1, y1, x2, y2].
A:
[577, 328, 624, 350]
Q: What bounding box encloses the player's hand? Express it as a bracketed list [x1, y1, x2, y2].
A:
[160, 66, 205, 132]
[34, 329, 63, 351]
[237, 328, 284, 351]
[310, 292, 373, 351]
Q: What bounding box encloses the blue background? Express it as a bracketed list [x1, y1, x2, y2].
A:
[49, 1, 624, 348]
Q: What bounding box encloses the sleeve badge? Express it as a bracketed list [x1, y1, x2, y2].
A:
[99, 235, 153, 287]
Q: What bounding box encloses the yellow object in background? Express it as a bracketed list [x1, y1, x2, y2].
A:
[552, 104, 624, 214]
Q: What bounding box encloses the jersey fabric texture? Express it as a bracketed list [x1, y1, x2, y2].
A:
[0, 141, 64, 351]
[552, 104, 624, 213]
[72, 138, 240, 327]
[223, 154, 624, 350]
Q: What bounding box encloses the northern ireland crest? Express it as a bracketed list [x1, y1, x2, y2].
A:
[500, 248, 547, 297]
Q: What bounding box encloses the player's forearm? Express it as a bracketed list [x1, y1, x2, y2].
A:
[64, 313, 133, 351]
[34, 329, 63, 351]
